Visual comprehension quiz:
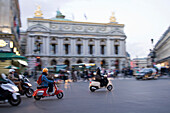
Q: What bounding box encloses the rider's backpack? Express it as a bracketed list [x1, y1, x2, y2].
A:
[37, 75, 42, 85]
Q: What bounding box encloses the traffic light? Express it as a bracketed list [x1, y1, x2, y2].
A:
[35, 57, 41, 66]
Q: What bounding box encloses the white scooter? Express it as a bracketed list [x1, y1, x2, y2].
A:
[89, 75, 113, 92]
[0, 73, 21, 106]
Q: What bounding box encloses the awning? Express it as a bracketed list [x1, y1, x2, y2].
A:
[0, 52, 26, 60]
[4, 65, 19, 69]
[17, 60, 28, 66]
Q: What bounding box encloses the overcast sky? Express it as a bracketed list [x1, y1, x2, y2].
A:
[19, 0, 170, 59]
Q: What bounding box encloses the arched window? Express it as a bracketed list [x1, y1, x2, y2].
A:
[100, 60, 106, 68]
[89, 59, 95, 63]
[51, 59, 57, 66]
[77, 59, 83, 64]
[64, 60, 70, 68]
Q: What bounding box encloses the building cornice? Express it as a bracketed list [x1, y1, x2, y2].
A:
[27, 18, 124, 27]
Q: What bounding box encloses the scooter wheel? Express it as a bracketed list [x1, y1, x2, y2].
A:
[90, 86, 95, 92]
[34, 95, 41, 100]
[57, 92, 63, 99]
[9, 95, 21, 106]
[25, 88, 34, 98]
[107, 85, 113, 91]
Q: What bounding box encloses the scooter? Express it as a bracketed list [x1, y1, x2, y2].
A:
[18, 75, 34, 98]
[89, 75, 113, 92]
[33, 81, 64, 100]
[0, 73, 21, 106]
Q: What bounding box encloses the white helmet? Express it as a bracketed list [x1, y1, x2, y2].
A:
[9, 69, 15, 73]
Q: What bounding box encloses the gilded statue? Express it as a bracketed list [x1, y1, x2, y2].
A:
[34, 5, 43, 17]
[110, 12, 116, 22]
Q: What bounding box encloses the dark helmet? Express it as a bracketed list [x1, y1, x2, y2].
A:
[97, 67, 101, 71]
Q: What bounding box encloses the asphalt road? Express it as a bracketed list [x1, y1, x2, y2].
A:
[1, 78, 170, 113]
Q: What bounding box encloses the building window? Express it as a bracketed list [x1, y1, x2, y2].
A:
[50, 44, 57, 54]
[101, 45, 105, 55]
[64, 60, 70, 68]
[77, 44, 81, 54]
[89, 45, 93, 54]
[64, 44, 69, 54]
[115, 45, 119, 54]
[34, 40, 43, 54]
[51, 59, 57, 66]
[77, 59, 83, 64]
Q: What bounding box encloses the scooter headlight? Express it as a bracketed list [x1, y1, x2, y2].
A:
[27, 83, 32, 87]
[12, 86, 19, 92]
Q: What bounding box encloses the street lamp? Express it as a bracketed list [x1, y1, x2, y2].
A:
[150, 39, 156, 67]
[33, 39, 41, 81]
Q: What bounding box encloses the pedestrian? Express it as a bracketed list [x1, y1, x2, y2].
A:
[83, 69, 89, 81]
[71, 70, 77, 82]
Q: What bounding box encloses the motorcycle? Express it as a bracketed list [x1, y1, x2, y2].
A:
[89, 75, 113, 92]
[0, 73, 21, 106]
[33, 81, 64, 100]
[18, 75, 34, 98]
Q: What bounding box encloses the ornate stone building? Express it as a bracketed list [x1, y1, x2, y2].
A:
[0, 0, 27, 74]
[154, 26, 170, 68]
[24, 8, 127, 71]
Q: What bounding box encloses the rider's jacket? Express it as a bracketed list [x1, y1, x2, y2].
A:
[41, 73, 53, 87]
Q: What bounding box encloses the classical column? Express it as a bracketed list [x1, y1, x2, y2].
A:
[110, 39, 113, 55]
[95, 39, 100, 55]
[119, 40, 125, 56]
[46, 36, 50, 55]
[71, 38, 76, 55]
[122, 40, 126, 56]
[42, 36, 46, 55]
[105, 38, 110, 56]
[31, 36, 35, 55]
[58, 38, 64, 56]
[58, 38, 61, 55]
[83, 39, 88, 55]
[27, 36, 33, 55]
[112, 40, 115, 55]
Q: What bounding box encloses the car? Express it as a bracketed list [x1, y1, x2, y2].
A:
[133, 68, 141, 76]
[136, 68, 158, 80]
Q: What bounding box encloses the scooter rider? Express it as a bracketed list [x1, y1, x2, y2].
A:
[95, 67, 104, 87]
[8, 69, 23, 92]
[95, 67, 108, 87]
[41, 68, 54, 95]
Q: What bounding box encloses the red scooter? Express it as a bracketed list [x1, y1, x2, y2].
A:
[33, 82, 63, 100]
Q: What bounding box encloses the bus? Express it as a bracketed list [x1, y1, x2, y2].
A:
[71, 63, 97, 71]
[47, 64, 68, 80]
[47, 64, 67, 74]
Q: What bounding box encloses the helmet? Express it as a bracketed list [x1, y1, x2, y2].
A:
[97, 67, 101, 71]
[9, 69, 15, 73]
[42, 68, 48, 73]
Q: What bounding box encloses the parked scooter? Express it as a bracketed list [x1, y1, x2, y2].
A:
[33, 81, 64, 100]
[89, 75, 113, 92]
[0, 73, 21, 106]
[18, 75, 34, 98]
